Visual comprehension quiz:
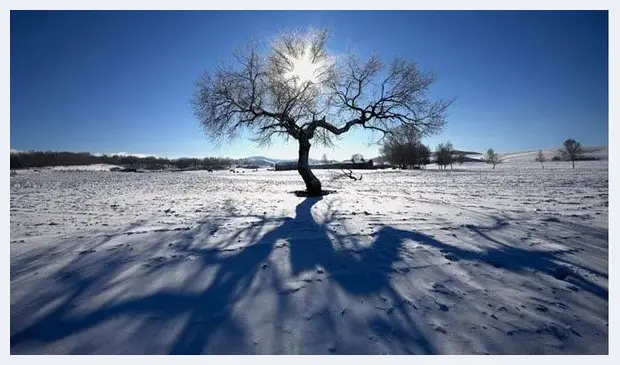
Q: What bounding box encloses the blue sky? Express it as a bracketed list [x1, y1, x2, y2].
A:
[11, 10, 608, 160]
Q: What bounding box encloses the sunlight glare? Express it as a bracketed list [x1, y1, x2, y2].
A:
[284, 46, 327, 88]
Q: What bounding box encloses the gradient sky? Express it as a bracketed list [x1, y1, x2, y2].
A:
[10, 10, 608, 160]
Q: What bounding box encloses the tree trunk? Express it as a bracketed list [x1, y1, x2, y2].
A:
[572, 160, 575, 169]
[297, 138, 322, 196]
[541, 162, 544, 169]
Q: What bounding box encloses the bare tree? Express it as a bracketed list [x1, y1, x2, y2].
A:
[435, 142, 453, 170]
[380, 137, 403, 168]
[485, 148, 501, 169]
[419, 144, 431, 169]
[434, 144, 444, 169]
[192, 28, 453, 196]
[321, 153, 329, 165]
[455, 152, 467, 165]
[446, 142, 454, 170]
[560, 138, 582, 169]
[379, 125, 422, 169]
[534, 149, 546, 169]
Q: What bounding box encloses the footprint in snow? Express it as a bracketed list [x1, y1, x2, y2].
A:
[278, 286, 302, 295]
[535, 304, 549, 312]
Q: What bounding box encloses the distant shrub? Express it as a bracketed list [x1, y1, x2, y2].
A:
[434, 142, 454, 170]
[534, 149, 546, 169]
[560, 138, 583, 169]
[575, 156, 600, 161]
[485, 148, 502, 169]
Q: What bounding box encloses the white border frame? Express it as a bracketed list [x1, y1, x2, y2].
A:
[4, 1, 616, 364]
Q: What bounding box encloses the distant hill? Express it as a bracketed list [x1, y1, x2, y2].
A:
[452, 150, 482, 156]
[243, 156, 282, 166]
[499, 146, 608, 164]
[369, 146, 607, 165]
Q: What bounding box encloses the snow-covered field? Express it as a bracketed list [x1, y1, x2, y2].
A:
[499, 146, 608, 165]
[456, 145, 608, 166]
[10, 161, 608, 354]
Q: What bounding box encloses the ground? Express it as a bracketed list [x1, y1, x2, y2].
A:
[10, 160, 608, 354]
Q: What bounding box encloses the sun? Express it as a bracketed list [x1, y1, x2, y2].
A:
[286, 53, 320, 85]
[283, 46, 330, 88]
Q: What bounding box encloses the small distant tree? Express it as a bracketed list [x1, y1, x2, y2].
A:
[434, 145, 441, 169]
[455, 152, 467, 165]
[380, 125, 424, 169]
[419, 144, 431, 169]
[485, 148, 501, 169]
[534, 149, 546, 169]
[321, 153, 329, 165]
[381, 141, 399, 168]
[435, 144, 444, 169]
[446, 142, 454, 170]
[560, 138, 582, 169]
[351, 153, 364, 164]
[435, 142, 453, 170]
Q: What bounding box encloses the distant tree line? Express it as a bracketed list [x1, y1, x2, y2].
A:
[382, 135, 600, 171]
[10, 150, 241, 171]
[380, 127, 484, 170]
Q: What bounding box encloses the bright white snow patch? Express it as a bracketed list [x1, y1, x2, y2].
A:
[111, 152, 154, 158]
[47, 164, 123, 172]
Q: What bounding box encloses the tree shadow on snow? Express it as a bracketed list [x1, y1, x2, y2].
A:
[10, 197, 607, 354]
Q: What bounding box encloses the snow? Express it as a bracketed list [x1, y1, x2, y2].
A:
[14, 164, 124, 172]
[10, 162, 608, 354]
[51, 164, 125, 171]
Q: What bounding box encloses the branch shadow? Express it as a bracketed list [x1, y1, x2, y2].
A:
[10, 197, 608, 354]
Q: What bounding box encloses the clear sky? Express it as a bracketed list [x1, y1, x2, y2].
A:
[10, 10, 608, 160]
